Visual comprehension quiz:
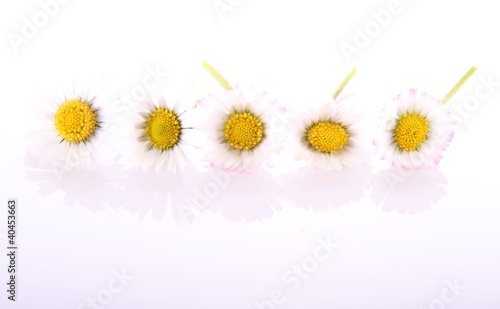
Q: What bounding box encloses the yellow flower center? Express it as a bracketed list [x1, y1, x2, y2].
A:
[54, 99, 98, 143]
[146, 108, 181, 150]
[394, 114, 429, 151]
[224, 112, 264, 150]
[307, 122, 349, 153]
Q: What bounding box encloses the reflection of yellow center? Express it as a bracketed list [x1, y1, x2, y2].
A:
[224, 112, 263, 150]
[54, 99, 98, 143]
[394, 114, 429, 151]
[307, 122, 349, 153]
[146, 108, 181, 150]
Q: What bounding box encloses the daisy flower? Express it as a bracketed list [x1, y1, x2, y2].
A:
[375, 89, 453, 168]
[128, 93, 203, 172]
[294, 67, 366, 170]
[374, 67, 477, 168]
[198, 61, 285, 173]
[26, 77, 114, 170]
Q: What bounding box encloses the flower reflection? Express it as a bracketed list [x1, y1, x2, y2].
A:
[25, 154, 123, 212]
[117, 167, 199, 223]
[277, 164, 372, 211]
[189, 167, 283, 222]
[370, 167, 448, 214]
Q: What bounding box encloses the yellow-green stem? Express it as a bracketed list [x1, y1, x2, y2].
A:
[441, 66, 477, 104]
[201, 60, 232, 90]
[333, 67, 357, 100]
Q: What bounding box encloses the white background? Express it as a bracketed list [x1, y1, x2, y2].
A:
[1, 0, 500, 308]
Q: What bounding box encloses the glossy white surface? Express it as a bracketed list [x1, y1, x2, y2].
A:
[1, 0, 499, 308]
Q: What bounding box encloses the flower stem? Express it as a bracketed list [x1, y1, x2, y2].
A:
[201, 60, 233, 90]
[441, 66, 477, 104]
[333, 67, 357, 100]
